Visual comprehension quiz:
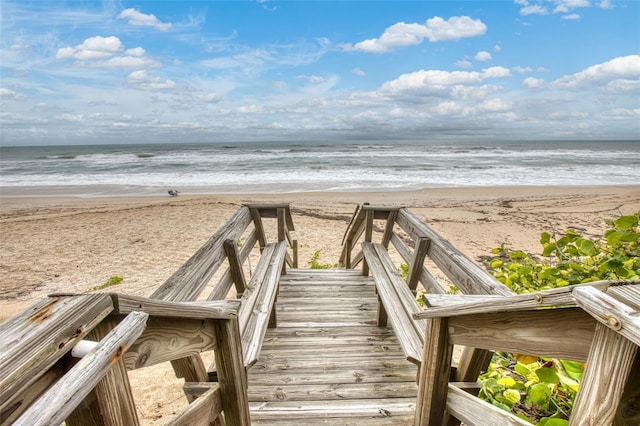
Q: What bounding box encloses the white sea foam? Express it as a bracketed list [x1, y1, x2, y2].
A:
[1, 140, 638, 195]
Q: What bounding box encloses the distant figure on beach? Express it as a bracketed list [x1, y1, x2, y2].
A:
[168, 189, 179, 197]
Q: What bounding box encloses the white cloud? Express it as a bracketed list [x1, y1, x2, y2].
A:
[380, 66, 511, 94]
[524, 77, 545, 88]
[601, 108, 640, 119]
[562, 13, 581, 20]
[0, 88, 19, 99]
[117, 8, 172, 31]
[475, 51, 492, 61]
[56, 36, 123, 60]
[125, 47, 146, 57]
[513, 66, 533, 74]
[494, 44, 502, 53]
[456, 59, 473, 68]
[352, 68, 365, 76]
[553, 0, 590, 13]
[55, 36, 158, 69]
[599, 0, 613, 9]
[345, 16, 486, 53]
[127, 70, 176, 90]
[520, 5, 548, 15]
[553, 54, 640, 89]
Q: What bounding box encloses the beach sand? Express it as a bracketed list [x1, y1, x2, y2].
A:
[1, 185, 638, 422]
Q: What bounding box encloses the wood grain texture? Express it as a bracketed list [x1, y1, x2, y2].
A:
[570, 322, 638, 426]
[446, 384, 531, 425]
[0, 294, 114, 421]
[166, 385, 223, 426]
[574, 284, 640, 346]
[12, 312, 148, 426]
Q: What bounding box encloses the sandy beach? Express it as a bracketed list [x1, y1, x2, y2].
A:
[1, 185, 638, 423]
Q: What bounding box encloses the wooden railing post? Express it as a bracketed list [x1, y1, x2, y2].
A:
[362, 207, 374, 276]
[407, 237, 430, 294]
[212, 318, 250, 426]
[224, 239, 247, 297]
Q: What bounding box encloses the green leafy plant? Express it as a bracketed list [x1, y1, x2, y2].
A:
[89, 275, 123, 292]
[308, 250, 336, 269]
[484, 212, 639, 293]
[478, 212, 639, 423]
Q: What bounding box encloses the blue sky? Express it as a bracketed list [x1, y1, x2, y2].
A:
[1, 0, 639, 145]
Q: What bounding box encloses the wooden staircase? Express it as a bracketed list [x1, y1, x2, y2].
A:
[248, 268, 418, 425]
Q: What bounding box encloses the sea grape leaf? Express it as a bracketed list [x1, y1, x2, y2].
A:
[559, 359, 584, 381]
[614, 215, 638, 231]
[537, 419, 569, 426]
[536, 367, 560, 384]
[528, 383, 551, 406]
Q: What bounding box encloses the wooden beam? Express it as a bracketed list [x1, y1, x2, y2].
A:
[212, 318, 251, 426]
[151, 206, 252, 302]
[66, 317, 140, 426]
[446, 384, 531, 425]
[224, 239, 248, 297]
[570, 322, 638, 425]
[166, 385, 223, 426]
[448, 308, 596, 362]
[12, 312, 148, 426]
[415, 317, 453, 426]
[112, 294, 241, 320]
[407, 237, 430, 292]
[397, 209, 513, 296]
[573, 285, 640, 346]
[249, 207, 267, 249]
[381, 210, 398, 248]
[391, 233, 445, 295]
[0, 295, 114, 421]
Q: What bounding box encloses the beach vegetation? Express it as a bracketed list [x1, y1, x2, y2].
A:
[89, 275, 123, 292]
[478, 211, 639, 424]
[308, 250, 336, 269]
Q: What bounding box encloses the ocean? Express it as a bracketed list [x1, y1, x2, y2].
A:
[1, 140, 638, 197]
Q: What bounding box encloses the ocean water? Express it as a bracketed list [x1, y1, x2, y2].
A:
[1, 140, 638, 196]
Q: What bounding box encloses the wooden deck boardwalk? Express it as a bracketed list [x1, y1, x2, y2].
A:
[248, 268, 418, 425]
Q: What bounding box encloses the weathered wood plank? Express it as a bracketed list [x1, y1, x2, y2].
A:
[241, 241, 287, 367]
[415, 317, 453, 426]
[248, 382, 418, 402]
[448, 308, 596, 361]
[151, 206, 252, 302]
[573, 284, 640, 346]
[0, 294, 114, 421]
[224, 239, 248, 296]
[212, 317, 251, 426]
[249, 398, 416, 420]
[363, 242, 425, 365]
[446, 384, 531, 425]
[407, 237, 430, 292]
[570, 322, 638, 426]
[123, 317, 218, 370]
[390, 233, 445, 294]
[416, 280, 615, 319]
[12, 312, 148, 426]
[66, 317, 140, 426]
[112, 294, 241, 320]
[166, 385, 223, 426]
[397, 208, 513, 296]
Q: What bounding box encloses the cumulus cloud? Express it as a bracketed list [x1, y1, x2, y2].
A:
[56, 36, 157, 69]
[562, 13, 581, 20]
[127, 70, 176, 90]
[553, 54, 640, 89]
[344, 16, 486, 53]
[524, 77, 545, 88]
[56, 36, 123, 60]
[117, 8, 172, 31]
[475, 51, 492, 61]
[380, 66, 511, 94]
[352, 68, 365, 76]
[456, 59, 473, 69]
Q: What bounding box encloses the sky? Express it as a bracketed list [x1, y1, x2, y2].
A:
[0, 0, 639, 146]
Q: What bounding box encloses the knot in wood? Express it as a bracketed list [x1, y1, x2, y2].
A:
[534, 294, 543, 304]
